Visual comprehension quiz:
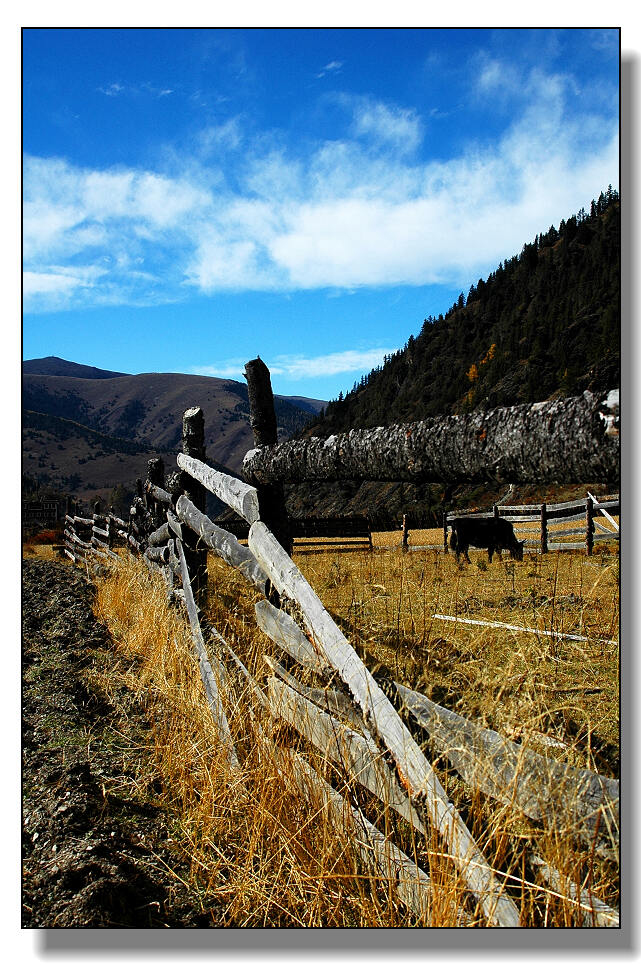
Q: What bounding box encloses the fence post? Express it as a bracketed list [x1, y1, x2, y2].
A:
[147, 457, 165, 524]
[402, 514, 409, 552]
[244, 358, 293, 555]
[586, 495, 594, 556]
[443, 511, 449, 553]
[106, 507, 114, 549]
[540, 503, 548, 555]
[181, 407, 209, 607]
[493, 504, 499, 520]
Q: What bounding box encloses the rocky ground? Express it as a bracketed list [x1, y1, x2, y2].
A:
[22, 558, 225, 928]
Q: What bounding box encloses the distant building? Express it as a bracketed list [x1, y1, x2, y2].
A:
[23, 499, 63, 524]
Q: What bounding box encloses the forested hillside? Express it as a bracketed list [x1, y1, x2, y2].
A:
[313, 188, 620, 436]
[286, 189, 620, 523]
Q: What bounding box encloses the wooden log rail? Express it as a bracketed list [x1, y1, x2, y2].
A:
[248, 520, 521, 927]
[243, 389, 620, 486]
[64, 503, 133, 564]
[175, 494, 267, 594]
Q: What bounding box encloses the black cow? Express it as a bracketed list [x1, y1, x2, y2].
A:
[450, 516, 524, 564]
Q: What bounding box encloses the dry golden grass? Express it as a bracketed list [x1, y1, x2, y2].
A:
[90, 531, 620, 927]
[295, 542, 619, 763]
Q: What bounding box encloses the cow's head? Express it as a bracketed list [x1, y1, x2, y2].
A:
[511, 540, 525, 562]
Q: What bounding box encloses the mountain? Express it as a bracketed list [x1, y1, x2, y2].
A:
[22, 364, 325, 509]
[287, 189, 621, 522]
[22, 356, 127, 379]
[315, 190, 620, 435]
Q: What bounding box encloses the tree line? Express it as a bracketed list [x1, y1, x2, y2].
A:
[313, 187, 620, 435]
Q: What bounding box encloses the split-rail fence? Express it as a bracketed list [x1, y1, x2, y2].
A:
[62, 366, 620, 927]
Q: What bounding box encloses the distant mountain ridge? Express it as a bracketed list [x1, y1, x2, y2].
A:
[22, 361, 326, 508]
[22, 356, 128, 379]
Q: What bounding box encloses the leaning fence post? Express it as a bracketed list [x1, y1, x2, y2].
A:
[586, 495, 594, 556]
[402, 514, 409, 552]
[243, 358, 293, 555]
[181, 407, 209, 607]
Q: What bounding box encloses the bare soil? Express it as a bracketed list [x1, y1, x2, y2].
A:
[21, 558, 225, 928]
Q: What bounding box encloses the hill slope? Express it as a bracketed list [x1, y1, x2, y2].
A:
[22, 366, 325, 507]
[316, 190, 619, 435]
[22, 356, 128, 379]
[288, 190, 620, 522]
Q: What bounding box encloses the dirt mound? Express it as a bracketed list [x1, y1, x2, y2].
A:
[22, 559, 224, 927]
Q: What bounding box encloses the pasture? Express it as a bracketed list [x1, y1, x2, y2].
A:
[49, 383, 621, 926]
[88, 530, 618, 926]
[293, 538, 619, 768]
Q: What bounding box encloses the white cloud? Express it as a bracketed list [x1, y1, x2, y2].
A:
[23, 269, 95, 296]
[193, 347, 394, 382]
[270, 348, 395, 379]
[99, 82, 124, 97]
[316, 60, 343, 79]
[98, 81, 175, 99]
[196, 118, 243, 157]
[351, 100, 422, 154]
[191, 359, 248, 379]
[23, 68, 619, 312]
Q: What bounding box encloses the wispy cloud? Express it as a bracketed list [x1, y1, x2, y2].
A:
[316, 60, 343, 79]
[100, 82, 123, 97]
[98, 80, 174, 98]
[351, 99, 422, 154]
[193, 347, 394, 382]
[24, 64, 618, 313]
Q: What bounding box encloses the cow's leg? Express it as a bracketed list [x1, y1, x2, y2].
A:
[464, 546, 471, 564]
[488, 547, 494, 563]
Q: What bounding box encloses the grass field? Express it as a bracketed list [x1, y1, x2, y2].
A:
[69, 527, 620, 926]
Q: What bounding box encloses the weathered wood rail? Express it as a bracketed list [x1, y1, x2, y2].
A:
[243, 389, 619, 486]
[61, 367, 620, 927]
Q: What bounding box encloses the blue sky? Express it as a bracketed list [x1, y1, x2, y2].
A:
[22, 26, 620, 402]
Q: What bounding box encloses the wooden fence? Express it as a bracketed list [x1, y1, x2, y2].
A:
[218, 514, 373, 553]
[443, 493, 620, 557]
[62, 367, 620, 927]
